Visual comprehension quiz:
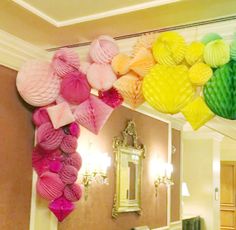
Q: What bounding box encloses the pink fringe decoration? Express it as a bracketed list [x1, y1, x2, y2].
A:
[64, 184, 82, 202]
[64, 152, 82, 171]
[59, 165, 78, 185]
[60, 135, 78, 154]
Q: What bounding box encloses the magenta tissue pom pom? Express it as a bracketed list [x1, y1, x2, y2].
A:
[32, 107, 51, 127]
[64, 153, 82, 171]
[68, 122, 80, 138]
[60, 71, 91, 104]
[36, 171, 64, 201]
[64, 183, 82, 202]
[59, 165, 78, 184]
[49, 160, 63, 173]
[60, 135, 78, 154]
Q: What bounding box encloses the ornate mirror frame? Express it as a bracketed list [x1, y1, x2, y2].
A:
[112, 120, 146, 218]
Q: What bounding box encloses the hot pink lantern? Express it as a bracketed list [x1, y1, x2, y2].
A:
[87, 63, 117, 91]
[59, 165, 78, 184]
[16, 60, 60, 107]
[68, 122, 80, 138]
[60, 135, 78, 154]
[98, 87, 123, 108]
[64, 152, 82, 171]
[89, 35, 119, 64]
[36, 171, 65, 201]
[64, 184, 82, 202]
[37, 122, 65, 151]
[49, 196, 75, 222]
[73, 95, 113, 134]
[32, 107, 51, 127]
[52, 48, 80, 77]
[49, 160, 63, 173]
[60, 71, 91, 104]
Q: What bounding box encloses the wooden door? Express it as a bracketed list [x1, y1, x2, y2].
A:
[221, 162, 236, 230]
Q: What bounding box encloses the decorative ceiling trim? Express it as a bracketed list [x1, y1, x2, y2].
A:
[12, 0, 179, 27]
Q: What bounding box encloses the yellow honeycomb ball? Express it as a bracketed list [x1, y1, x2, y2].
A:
[185, 42, 204, 66]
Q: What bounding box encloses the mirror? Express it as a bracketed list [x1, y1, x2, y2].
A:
[112, 120, 145, 218]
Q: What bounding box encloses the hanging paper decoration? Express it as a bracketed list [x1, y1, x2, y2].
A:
[52, 48, 80, 77]
[230, 40, 236, 61]
[111, 53, 131, 76]
[185, 42, 204, 66]
[56, 95, 78, 113]
[203, 39, 230, 68]
[68, 122, 80, 138]
[201, 33, 222, 45]
[203, 62, 236, 119]
[49, 160, 62, 173]
[79, 61, 91, 74]
[152, 31, 186, 65]
[16, 60, 60, 107]
[113, 72, 144, 108]
[143, 65, 195, 114]
[189, 63, 213, 86]
[87, 63, 117, 91]
[49, 196, 75, 222]
[64, 184, 83, 202]
[181, 97, 215, 130]
[98, 87, 123, 108]
[129, 48, 155, 77]
[60, 135, 78, 154]
[73, 95, 113, 134]
[64, 152, 82, 171]
[59, 165, 78, 184]
[32, 107, 51, 127]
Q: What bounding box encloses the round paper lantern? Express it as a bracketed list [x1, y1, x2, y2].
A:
[36, 171, 64, 201]
[189, 63, 213, 86]
[203, 62, 236, 119]
[52, 48, 80, 77]
[37, 122, 64, 151]
[79, 61, 91, 74]
[87, 63, 117, 90]
[64, 153, 82, 171]
[59, 165, 78, 185]
[32, 107, 51, 127]
[64, 184, 83, 202]
[68, 122, 80, 138]
[204, 39, 230, 68]
[185, 42, 204, 66]
[201, 33, 222, 45]
[152, 32, 186, 65]
[16, 60, 60, 107]
[60, 135, 78, 154]
[143, 64, 195, 114]
[89, 35, 119, 64]
[111, 53, 130, 76]
[60, 71, 91, 104]
[230, 40, 236, 61]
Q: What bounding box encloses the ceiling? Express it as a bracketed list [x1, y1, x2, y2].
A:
[1, 0, 236, 49]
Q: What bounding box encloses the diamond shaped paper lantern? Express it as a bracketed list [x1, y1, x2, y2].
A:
[47, 102, 75, 129]
[49, 197, 75, 222]
[181, 97, 215, 130]
[113, 72, 144, 109]
[73, 95, 113, 134]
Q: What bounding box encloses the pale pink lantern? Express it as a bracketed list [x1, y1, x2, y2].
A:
[59, 165, 78, 185]
[73, 95, 113, 135]
[16, 60, 60, 107]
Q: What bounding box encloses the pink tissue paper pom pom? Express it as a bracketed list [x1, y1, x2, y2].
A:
[37, 122, 65, 151]
[64, 183, 83, 202]
[98, 87, 124, 108]
[36, 171, 64, 201]
[68, 122, 80, 138]
[49, 196, 75, 222]
[49, 160, 63, 173]
[52, 48, 80, 77]
[87, 63, 117, 91]
[32, 107, 51, 127]
[60, 135, 78, 154]
[59, 165, 78, 185]
[64, 152, 82, 171]
[60, 71, 91, 104]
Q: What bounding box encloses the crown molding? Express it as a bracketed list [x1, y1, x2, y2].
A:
[0, 30, 50, 70]
[12, 0, 179, 27]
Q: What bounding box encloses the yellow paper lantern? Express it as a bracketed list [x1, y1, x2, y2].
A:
[142, 65, 195, 114]
[113, 72, 144, 108]
[152, 32, 187, 65]
[111, 53, 131, 76]
[181, 97, 215, 130]
[189, 63, 213, 86]
[185, 42, 204, 66]
[129, 48, 156, 77]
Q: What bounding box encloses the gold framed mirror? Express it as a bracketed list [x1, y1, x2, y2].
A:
[112, 120, 145, 218]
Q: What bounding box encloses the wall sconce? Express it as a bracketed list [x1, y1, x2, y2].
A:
[154, 163, 174, 197]
[79, 143, 111, 200]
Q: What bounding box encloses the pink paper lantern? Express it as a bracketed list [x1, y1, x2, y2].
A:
[79, 61, 91, 74]
[52, 48, 80, 77]
[73, 95, 113, 134]
[16, 60, 60, 107]
[37, 122, 65, 151]
[64, 184, 82, 202]
[59, 165, 78, 185]
[60, 71, 91, 104]
[49, 196, 75, 222]
[89, 35, 119, 64]
[56, 95, 78, 113]
[87, 63, 117, 91]
[36, 171, 64, 201]
[64, 153, 82, 171]
[32, 107, 51, 127]
[68, 122, 80, 138]
[49, 160, 62, 173]
[98, 87, 123, 108]
[60, 135, 78, 154]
